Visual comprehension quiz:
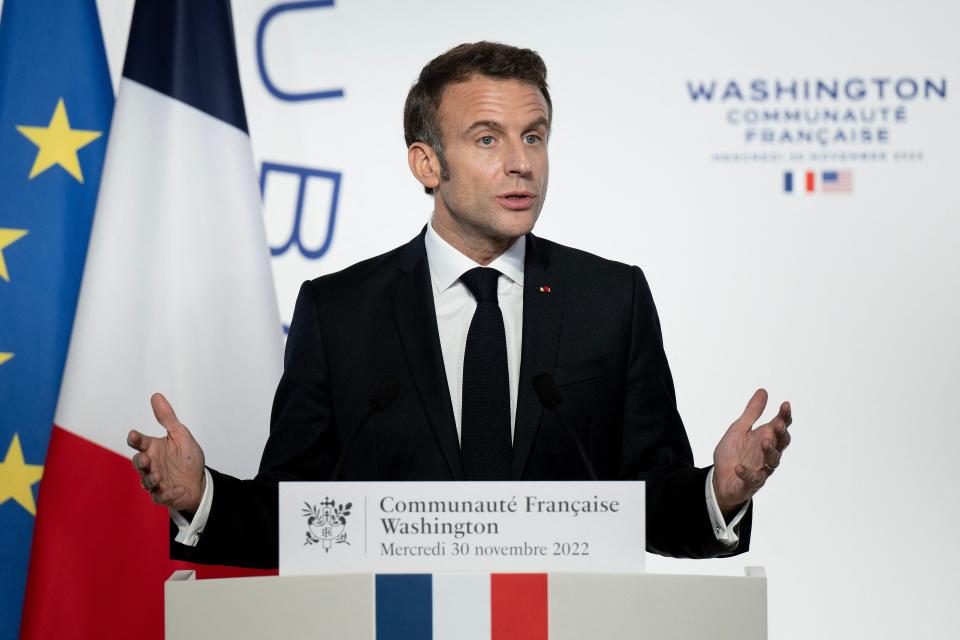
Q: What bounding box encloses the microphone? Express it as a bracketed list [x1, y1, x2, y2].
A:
[533, 373, 598, 481]
[329, 376, 401, 481]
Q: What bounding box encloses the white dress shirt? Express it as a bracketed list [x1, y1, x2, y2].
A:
[174, 221, 747, 547]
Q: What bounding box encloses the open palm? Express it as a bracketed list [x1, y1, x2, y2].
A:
[127, 393, 206, 513]
[712, 388, 792, 514]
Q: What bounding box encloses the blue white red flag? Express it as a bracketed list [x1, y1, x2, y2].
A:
[376, 574, 548, 640]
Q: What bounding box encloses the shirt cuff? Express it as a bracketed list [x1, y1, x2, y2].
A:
[170, 468, 214, 547]
[705, 467, 749, 547]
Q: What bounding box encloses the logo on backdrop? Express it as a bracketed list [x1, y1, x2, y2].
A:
[686, 76, 948, 194]
[302, 497, 352, 551]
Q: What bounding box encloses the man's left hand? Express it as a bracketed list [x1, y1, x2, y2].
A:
[712, 388, 792, 515]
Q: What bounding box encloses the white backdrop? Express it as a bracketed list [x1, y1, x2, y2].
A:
[91, 1, 960, 637]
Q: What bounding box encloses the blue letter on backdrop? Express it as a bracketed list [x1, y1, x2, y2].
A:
[256, 1, 344, 102]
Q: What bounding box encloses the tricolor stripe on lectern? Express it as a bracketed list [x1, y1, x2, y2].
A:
[20, 1, 283, 638]
[376, 574, 549, 640]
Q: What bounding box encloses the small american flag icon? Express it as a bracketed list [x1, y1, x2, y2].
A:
[821, 170, 853, 193]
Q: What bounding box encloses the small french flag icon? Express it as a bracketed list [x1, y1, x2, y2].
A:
[784, 171, 816, 193]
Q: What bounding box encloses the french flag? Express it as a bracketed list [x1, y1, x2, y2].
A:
[783, 170, 816, 193]
[21, 1, 283, 637]
[377, 574, 548, 640]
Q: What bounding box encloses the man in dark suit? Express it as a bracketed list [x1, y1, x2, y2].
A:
[129, 42, 792, 569]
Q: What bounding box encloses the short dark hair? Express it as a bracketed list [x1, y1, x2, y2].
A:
[404, 41, 552, 194]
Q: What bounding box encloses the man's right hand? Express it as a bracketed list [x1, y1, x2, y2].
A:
[128, 393, 206, 513]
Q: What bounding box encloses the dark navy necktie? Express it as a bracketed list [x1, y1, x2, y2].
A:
[459, 267, 512, 480]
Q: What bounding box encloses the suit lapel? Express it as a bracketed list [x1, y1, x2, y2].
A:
[389, 232, 464, 480]
[512, 234, 563, 479]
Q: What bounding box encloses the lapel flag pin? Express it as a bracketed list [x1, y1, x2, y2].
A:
[539, 285, 551, 293]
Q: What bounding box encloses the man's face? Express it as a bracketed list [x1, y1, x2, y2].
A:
[431, 75, 550, 247]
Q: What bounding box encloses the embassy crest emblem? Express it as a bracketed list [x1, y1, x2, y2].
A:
[302, 498, 352, 551]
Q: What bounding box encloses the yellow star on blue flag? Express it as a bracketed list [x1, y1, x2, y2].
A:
[16, 98, 102, 183]
[0, 434, 44, 516]
[0, 228, 28, 281]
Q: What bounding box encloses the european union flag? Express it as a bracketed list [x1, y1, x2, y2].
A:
[0, 0, 112, 636]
